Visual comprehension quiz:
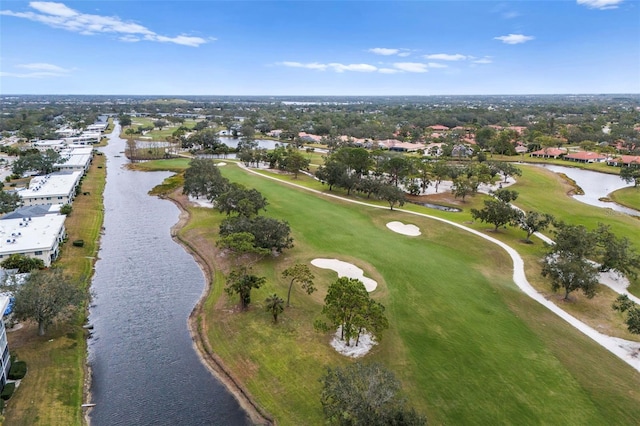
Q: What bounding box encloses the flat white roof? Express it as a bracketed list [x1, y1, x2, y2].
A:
[60, 147, 93, 156]
[0, 214, 66, 254]
[19, 171, 82, 199]
[56, 154, 91, 168]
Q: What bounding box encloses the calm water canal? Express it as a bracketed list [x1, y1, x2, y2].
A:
[88, 124, 249, 425]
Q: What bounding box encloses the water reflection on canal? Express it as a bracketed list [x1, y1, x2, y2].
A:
[88, 124, 249, 425]
[536, 164, 639, 217]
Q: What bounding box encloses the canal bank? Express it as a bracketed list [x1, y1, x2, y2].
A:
[163, 189, 273, 425]
[87, 124, 250, 426]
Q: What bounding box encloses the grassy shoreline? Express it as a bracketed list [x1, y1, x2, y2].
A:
[3, 153, 106, 425]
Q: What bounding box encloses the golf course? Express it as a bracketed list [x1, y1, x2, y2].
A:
[136, 157, 640, 425]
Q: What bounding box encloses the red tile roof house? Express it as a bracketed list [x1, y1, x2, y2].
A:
[607, 155, 640, 167]
[428, 125, 450, 131]
[530, 148, 567, 159]
[563, 151, 607, 163]
[298, 132, 323, 143]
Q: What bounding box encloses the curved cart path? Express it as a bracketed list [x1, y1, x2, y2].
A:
[235, 163, 640, 372]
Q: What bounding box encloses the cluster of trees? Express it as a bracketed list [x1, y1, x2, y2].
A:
[11, 149, 62, 177]
[183, 158, 295, 311]
[238, 144, 311, 179]
[315, 277, 389, 347]
[542, 223, 639, 301]
[320, 362, 426, 425]
[0, 190, 22, 214]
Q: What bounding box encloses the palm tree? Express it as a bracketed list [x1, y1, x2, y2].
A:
[265, 294, 285, 323]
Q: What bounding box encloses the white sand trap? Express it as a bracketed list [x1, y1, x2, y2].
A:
[215, 162, 227, 166]
[311, 258, 377, 292]
[330, 326, 376, 358]
[386, 221, 421, 236]
[188, 195, 214, 208]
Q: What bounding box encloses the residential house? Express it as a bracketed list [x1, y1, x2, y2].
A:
[563, 151, 607, 163]
[17, 171, 82, 207]
[0, 214, 67, 267]
[529, 148, 567, 159]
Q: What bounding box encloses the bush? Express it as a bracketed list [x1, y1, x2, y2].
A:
[8, 361, 26, 380]
[72, 240, 85, 247]
[60, 204, 72, 215]
[0, 383, 15, 400]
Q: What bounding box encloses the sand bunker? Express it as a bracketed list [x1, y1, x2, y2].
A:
[188, 195, 214, 208]
[386, 221, 421, 236]
[330, 326, 376, 358]
[215, 162, 227, 166]
[311, 258, 377, 292]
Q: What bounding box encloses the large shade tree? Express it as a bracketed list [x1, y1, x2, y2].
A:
[320, 362, 426, 426]
[315, 277, 388, 346]
[13, 269, 84, 335]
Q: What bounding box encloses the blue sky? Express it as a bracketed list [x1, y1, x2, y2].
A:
[1, 0, 638, 95]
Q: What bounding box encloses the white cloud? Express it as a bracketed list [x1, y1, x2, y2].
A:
[16, 62, 71, 72]
[378, 68, 401, 74]
[368, 47, 412, 57]
[494, 34, 534, 44]
[425, 53, 467, 61]
[368, 48, 399, 56]
[280, 61, 377, 73]
[426, 62, 448, 68]
[577, 0, 623, 9]
[281, 61, 328, 70]
[473, 57, 493, 64]
[1, 62, 73, 78]
[393, 62, 429, 73]
[328, 63, 378, 73]
[0, 2, 208, 47]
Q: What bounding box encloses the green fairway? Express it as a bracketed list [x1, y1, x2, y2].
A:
[173, 163, 640, 425]
[610, 186, 640, 211]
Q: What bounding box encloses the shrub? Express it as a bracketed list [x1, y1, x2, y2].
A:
[8, 361, 26, 380]
[60, 204, 72, 215]
[0, 383, 15, 400]
[72, 240, 85, 247]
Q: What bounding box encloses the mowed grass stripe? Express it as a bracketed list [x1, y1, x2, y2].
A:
[187, 164, 640, 425]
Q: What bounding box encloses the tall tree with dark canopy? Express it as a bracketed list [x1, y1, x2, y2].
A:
[542, 255, 599, 300]
[315, 277, 388, 347]
[514, 210, 554, 243]
[182, 158, 229, 201]
[216, 183, 268, 217]
[13, 269, 83, 335]
[0, 190, 21, 214]
[224, 267, 266, 310]
[320, 362, 426, 426]
[471, 189, 520, 231]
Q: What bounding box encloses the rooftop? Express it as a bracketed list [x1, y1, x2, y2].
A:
[0, 214, 66, 254]
[18, 171, 82, 199]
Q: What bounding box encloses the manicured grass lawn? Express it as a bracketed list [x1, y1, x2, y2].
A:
[173, 163, 640, 425]
[127, 117, 198, 141]
[610, 186, 640, 211]
[4, 154, 106, 425]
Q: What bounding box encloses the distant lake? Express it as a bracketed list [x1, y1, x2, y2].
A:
[536, 164, 639, 217]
